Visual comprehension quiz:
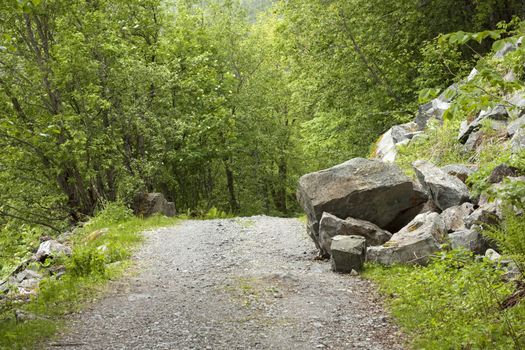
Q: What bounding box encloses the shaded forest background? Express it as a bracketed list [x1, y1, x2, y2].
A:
[1, 0, 524, 234]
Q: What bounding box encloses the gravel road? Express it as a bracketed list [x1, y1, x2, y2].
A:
[50, 216, 405, 350]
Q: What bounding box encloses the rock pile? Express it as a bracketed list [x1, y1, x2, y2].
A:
[297, 158, 427, 257]
[0, 237, 73, 297]
[297, 41, 525, 272]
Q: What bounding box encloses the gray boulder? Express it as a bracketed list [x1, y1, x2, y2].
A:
[487, 164, 521, 184]
[366, 212, 446, 265]
[507, 116, 525, 137]
[465, 204, 501, 229]
[34, 240, 72, 262]
[297, 158, 428, 252]
[134, 192, 176, 218]
[375, 122, 421, 162]
[494, 41, 519, 59]
[414, 86, 457, 130]
[505, 90, 525, 119]
[413, 160, 470, 211]
[330, 235, 367, 273]
[511, 128, 525, 154]
[458, 105, 509, 143]
[485, 248, 502, 262]
[440, 203, 475, 232]
[463, 130, 484, 153]
[441, 164, 476, 183]
[448, 228, 486, 254]
[319, 213, 391, 256]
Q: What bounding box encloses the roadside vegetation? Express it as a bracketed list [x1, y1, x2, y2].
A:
[366, 24, 525, 350]
[0, 203, 180, 350]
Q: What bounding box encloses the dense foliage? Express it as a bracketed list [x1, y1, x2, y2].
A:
[1, 0, 523, 227]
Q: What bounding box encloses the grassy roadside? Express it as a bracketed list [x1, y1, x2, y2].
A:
[0, 203, 181, 350]
[364, 249, 525, 349]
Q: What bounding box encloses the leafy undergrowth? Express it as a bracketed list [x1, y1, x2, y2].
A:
[365, 250, 525, 350]
[0, 202, 181, 350]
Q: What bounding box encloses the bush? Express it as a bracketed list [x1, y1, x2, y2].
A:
[67, 246, 106, 277]
[90, 201, 133, 226]
[485, 208, 525, 272]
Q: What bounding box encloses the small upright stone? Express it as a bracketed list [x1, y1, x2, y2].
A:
[330, 236, 367, 273]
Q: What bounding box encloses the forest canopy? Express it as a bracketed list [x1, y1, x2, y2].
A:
[1, 0, 524, 234]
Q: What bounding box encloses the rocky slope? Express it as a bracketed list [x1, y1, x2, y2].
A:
[296, 39, 524, 274]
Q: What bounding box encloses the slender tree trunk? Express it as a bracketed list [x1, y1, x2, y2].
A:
[274, 157, 288, 214]
[224, 160, 239, 213]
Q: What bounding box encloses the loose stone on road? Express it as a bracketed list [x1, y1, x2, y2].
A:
[52, 216, 405, 349]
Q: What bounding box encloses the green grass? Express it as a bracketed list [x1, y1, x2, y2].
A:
[395, 119, 471, 177]
[364, 250, 525, 349]
[0, 202, 181, 350]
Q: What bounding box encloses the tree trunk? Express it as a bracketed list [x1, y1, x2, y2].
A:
[225, 161, 239, 213]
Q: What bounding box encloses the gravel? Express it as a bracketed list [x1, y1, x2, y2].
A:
[49, 216, 405, 349]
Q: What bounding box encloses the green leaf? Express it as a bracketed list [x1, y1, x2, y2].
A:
[492, 39, 507, 53]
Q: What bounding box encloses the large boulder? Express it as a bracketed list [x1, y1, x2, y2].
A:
[367, 212, 445, 265]
[297, 158, 428, 252]
[330, 235, 367, 273]
[319, 213, 391, 256]
[134, 192, 176, 217]
[413, 160, 470, 211]
[375, 122, 421, 162]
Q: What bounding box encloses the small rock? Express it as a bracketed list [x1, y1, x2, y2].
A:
[507, 116, 525, 137]
[487, 164, 521, 184]
[458, 105, 509, 143]
[495, 41, 518, 58]
[448, 228, 487, 254]
[463, 130, 484, 153]
[86, 228, 109, 242]
[465, 204, 501, 229]
[441, 164, 476, 183]
[485, 249, 501, 262]
[440, 203, 475, 232]
[34, 240, 72, 262]
[330, 235, 367, 273]
[511, 128, 525, 154]
[375, 122, 420, 162]
[19, 278, 40, 289]
[16, 269, 42, 283]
